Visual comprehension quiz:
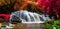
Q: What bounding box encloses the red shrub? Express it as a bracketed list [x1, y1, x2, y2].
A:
[38, 0, 60, 18]
[0, 14, 10, 21]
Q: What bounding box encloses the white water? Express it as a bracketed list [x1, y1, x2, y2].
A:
[10, 10, 54, 23]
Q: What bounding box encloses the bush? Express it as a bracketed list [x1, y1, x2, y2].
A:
[43, 20, 60, 29]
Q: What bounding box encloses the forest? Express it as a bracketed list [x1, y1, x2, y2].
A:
[0, 0, 60, 29]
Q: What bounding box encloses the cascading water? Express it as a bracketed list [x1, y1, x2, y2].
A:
[10, 10, 54, 23]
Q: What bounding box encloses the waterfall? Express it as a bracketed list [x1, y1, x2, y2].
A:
[10, 10, 53, 23]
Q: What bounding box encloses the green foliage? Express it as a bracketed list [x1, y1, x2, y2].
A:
[44, 20, 60, 29]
